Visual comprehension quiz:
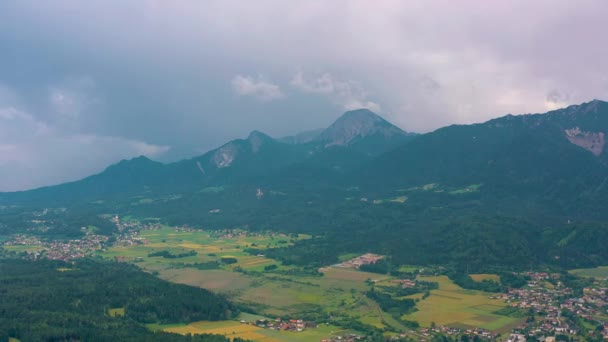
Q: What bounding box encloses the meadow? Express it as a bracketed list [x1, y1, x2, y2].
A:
[403, 276, 522, 332]
[569, 266, 608, 279]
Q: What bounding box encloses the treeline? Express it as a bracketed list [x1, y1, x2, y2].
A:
[377, 280, 438, 297]
[148, 250, 197, 259]
[0, 258, 241, 341]
[366, 288, 418, 328]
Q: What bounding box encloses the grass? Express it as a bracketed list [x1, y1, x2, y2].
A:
[422, 183, 439, 191]
[3, 245, 44, 253]
[403, 276, 521, 332]
[108, 308, 125, 317]
[449, 184, 482, 194]
[398, 265, 420, 273]
[569, 266, 608, 279]
[470, 274, 500, 282]
[390, 196, 408, 203]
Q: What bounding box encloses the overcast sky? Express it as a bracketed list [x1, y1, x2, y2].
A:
[1, 1, 607, 191]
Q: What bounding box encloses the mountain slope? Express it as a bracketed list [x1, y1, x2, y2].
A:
[362, 100, 608, 197]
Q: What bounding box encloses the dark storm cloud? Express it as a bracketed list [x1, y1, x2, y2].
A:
[0, 0, 607, 190]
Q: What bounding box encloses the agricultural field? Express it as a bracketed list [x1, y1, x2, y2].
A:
[101, 226, 308, 272]
[403, 276, 522, 332]
[98, 226, 403, 330]
[3, 245, 44, 253]
[152, 314, 350, 342]
[569, 266, 608, 279]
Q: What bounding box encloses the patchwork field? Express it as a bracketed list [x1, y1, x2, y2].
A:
[403, 276, 522, 332]
[97, 227, 401, 330]
[101, 227, 308, 272]
[570, 266, 608, 279]
[57, 225, 525, 335]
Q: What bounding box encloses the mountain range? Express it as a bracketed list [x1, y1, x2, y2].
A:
[2, 101, 608, 270]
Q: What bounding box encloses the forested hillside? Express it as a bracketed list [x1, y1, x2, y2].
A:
[0, 258, 242, 342]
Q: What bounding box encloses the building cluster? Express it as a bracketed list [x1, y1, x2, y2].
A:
[321, 333, 365, 342]
[240, 318, 317, 332]
[4, 230, 109, 261]
[506, 276, 607, 340]
[335, 253, 384, 269]
[392, 279, 416, 288]
[412, 326, 498, 340]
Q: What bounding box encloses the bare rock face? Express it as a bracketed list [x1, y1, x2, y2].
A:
[565, 127, 605, 156]
[213, 143, 238, 168]
[247, 131, 267, 153]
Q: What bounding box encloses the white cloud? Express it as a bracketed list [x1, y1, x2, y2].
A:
[231, 75, 284, 102]
[291, 71, 381, 112]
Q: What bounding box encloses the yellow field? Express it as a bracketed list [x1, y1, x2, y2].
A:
[404, 276, 520, 331]
[108, 308, 125, 317]
[178, 243, 205, 249]
[470, 274, 500, 282]
[165, 321, 280, 342]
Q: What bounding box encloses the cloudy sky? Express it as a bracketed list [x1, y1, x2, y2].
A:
[1, 1, 607, 191]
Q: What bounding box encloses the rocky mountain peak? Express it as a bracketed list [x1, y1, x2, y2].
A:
[316, 109, 407, 147]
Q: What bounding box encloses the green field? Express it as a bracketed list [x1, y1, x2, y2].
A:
[403, 276, 522, 332]
[449, 184, 482, 194]
[3, 245, 44, 253]
[569, 266, 608, 279]
[101, 227, 309, 272]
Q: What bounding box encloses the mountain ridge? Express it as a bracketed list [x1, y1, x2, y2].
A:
[3, 100, 608, 270]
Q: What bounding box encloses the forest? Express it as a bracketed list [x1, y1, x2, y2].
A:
[0, 258, 244, 342]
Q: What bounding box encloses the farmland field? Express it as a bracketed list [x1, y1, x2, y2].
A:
[96, 225, 522, 335]
[154, 314, 350, 342]
[569, 266, 608, 279]
[403, 276, 522, 332]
